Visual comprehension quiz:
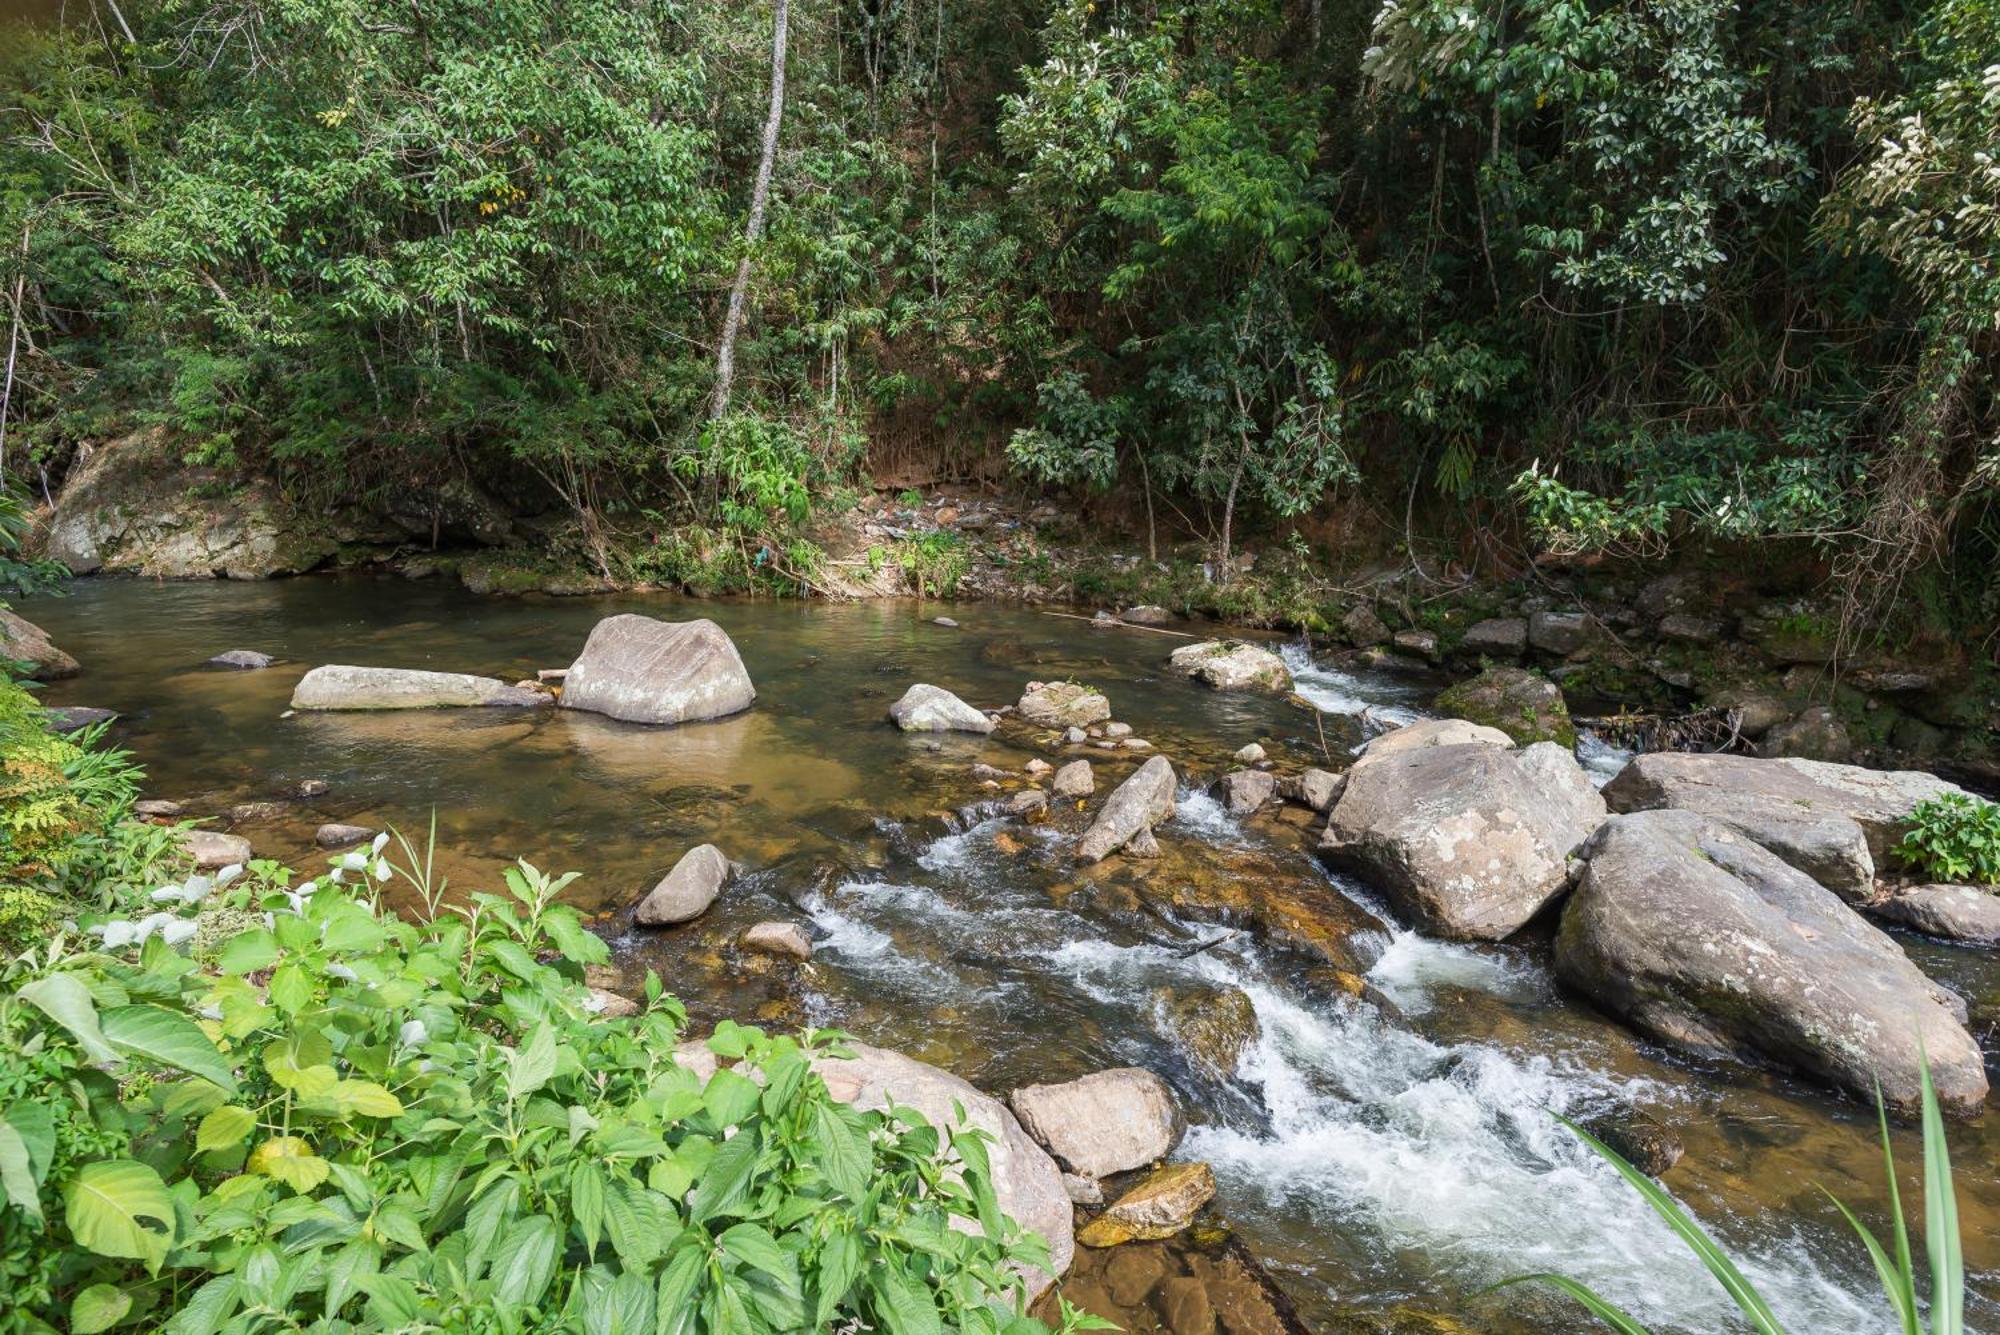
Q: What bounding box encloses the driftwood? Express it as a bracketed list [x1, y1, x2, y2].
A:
[1577, 706, 1746, 755]
[1036, 609, 1203, 639]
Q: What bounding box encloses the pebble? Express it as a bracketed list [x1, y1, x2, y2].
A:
[1234, 742, 1267, 764]
[931, 616, 959, 628]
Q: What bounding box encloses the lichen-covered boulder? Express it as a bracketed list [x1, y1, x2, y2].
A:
[1432, 667, 1575, 747]
[1352, 717, 1513, 765]
[560, 615, 756, 725]
[1321, 741, 1605, 940]
[888, 683, 994, 734]
[1076, 1163, 1216, 1247]
[1167, 641, 1292, 692]
[291, 665, 547, 710]
[1556, 809, 1987, 1114]
[1018, 680, 1112, 729]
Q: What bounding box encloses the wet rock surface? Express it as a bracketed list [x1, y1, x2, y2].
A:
[1019, 680, 1113, 728]
[635, 843, 733, 925]
[889, 682, 995, 733]
[1168, 641, 1293, 692]
[1868, 883, 2000, 944]
[1010, 1067, 1184, 1178]
[1077, 756, 1178, 862]
[1556, 809, 1989, 1113]
[291, 664, 546, 710]
[1078, 1162, 1217, 1246]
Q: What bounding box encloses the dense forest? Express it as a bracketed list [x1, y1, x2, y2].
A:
[1, 0, 1996, 621]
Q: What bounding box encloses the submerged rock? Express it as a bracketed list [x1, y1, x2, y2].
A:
[1868, 884, 2000, 945]
[1156, 985, 1261, 1076]
[179, 828, 251, 870]
[314, 823, 376, 848]
[635, 844, 732, 925]
[560, 615, 756, 725]
[44, 706, 116, 733]
[888, 682, 994, 734]
[1010, 1068, 1184, 1178]
[1019, 680, 1112, 729]
[0, 609, 80, 680]
[1602, 752, 1963, 902]
[208, 649, 274, 669]
[291, 665, 547, 710]
[1555, 809, 1988, 1114]
[1583, 1109, 1684, 1177]
[1432, 666, 1576, 747]
[1321, 741, 1604, 940]
[741, 921, 813, 960]
[1077, 1163, 1216, 1247]
[1167, 640, 1292, 692]
[1076, 756, 1177, 862]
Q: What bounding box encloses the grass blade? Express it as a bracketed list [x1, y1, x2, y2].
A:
[1822, 1188, 1918, 1335]
[1869, 1081, 1922, 1335]
[1558, 1115, 1788, 1335]
[1920, 1061, 1963, 1335]
[1496, 1275, 1655, 1335]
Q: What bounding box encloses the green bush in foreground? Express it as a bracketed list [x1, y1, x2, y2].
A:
[1899, 793, 2000, 887]
[0, 823, 1085, 1333]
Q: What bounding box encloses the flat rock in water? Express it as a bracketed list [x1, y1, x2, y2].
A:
[635, 844, 732, 925]
[1009, 1067, 1183, 1178]
[1321, 741, 1604, 940]
[888, 682, 994, 734]
[741, 921, 813, 960]
[1602, 752, 1963, 902]
[180, 828, 251, 870]
[1167, 640, 1292, 692]
[44, 706, 117, 733]
[1076, 1163, 1216, 1247]
[1868, 884, 2000, 945]
[315, 823, 376, 848]
[1122, 605, 1172, 625]
[560, 615, 756, 725]
[1076, 756, 1177, 862]
[1354, 717, 1512, 765]
[291, 664, 546, 710]
[135, 799, 184, 818]
[1555, 809, 1988, 1114]
[208, 649, 274, 669]
[0, 609, 80, 680]
[1019, 680, 1112, 728]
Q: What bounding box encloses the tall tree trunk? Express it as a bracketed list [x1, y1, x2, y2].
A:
[709, 0, 790, 422]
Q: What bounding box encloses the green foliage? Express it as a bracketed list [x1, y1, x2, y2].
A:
[0, 828, 1071, 1332]
[897, 532, 972, 598]
[1513, 1056, 1967, 1334]
[1899, 793, 2000, 885]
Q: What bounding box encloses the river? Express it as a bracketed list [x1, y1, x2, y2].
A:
[21, 576, 1999, 1332]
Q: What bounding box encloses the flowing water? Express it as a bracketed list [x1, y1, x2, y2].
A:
[22, 577, 2000, 1332]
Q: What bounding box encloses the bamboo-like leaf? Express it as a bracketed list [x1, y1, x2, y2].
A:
[1497, 1274, 1654, 1335]
[1823, 1190, 1917, 1335]
[1920, 1060, 1963, 1335]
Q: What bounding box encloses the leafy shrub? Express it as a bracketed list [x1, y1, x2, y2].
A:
[898, 532, 971, 598]
[0, 829, 1080, 1332]
[1899, 793, 2000, 885]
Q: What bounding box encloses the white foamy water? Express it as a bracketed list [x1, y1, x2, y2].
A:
[1578, 729, 1636, 787]
[1360, 926, 1546, 1016]
[1170, 786, 1248, 845]
[1185, 976, 1886, 1334]
[1281, 642, 1425, 733]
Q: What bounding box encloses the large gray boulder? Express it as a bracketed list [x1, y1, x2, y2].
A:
[1556, 810, 1987, 1114]
[1166, 640, 1292, 692]
[888, 683, 993, 734]
[1321, 741, 1605, 940]
[1603, 753, 1964, 903]
[0, 609, 80, 680]
[1353, 716, 1512, 765]
[291, 665, 547, 710]
[560, 615, 755, 725]
[634, 844, 732, 925]
[677, 1040, 1072, 1295]
[1009, 1068, 1183, 1179]
[1076, 756, 1177, 862]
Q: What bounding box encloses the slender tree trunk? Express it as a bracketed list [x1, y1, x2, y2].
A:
[709, 0, 790, 422]
[0, 226, 29, 480]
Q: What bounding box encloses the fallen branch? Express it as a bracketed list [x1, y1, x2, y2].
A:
[1036, 609, 1202, 639]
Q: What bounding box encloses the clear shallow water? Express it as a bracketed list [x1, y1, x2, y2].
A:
[22, 576, 2000, 1331]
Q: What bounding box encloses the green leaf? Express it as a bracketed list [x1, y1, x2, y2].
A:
[196, 1105, 257, 1153]
[249, 1136, 331, 1193]
[216, 929, 279, 976]
[656, 1245, 705, 1335]
[101, 1004, 238, 1092]
[508, 1022, 558, 1102]
[813, 1229, 861, 1328]
[1497, 1275, 1653, 1334]
[162, 1274, 239, 1335]
[572, 1161, 606, 1259]
[720, 1222, 794, 1285]
[69, 1283, 132, 1334]
[703, 1068, 762, 1127]
[64, 1160, 175, 1273]
[692, 1126, 759, 1223]
[268, 962, 315, 1014]
[1920, 1057, 1963, 1335]
[605, 1177, 675, 1269]
[18, 973, 118, 1063]
[324, 1237, 381, 1317]
[870, 1258, 944, 1335]
[324, 1079, 404, 1119]
[492, 1213, 561, 1307]
[544, 909, 610, 966]
[0, 1122, 42, 1223]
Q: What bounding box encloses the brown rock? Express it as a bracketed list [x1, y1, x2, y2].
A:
[741, 921, 813, 960]
[1077, 1163, 1216, 1247]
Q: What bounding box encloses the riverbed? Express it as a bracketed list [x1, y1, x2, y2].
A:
[23, 576, 2000, 1332]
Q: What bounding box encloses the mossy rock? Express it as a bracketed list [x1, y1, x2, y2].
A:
[1154, 985, 1261, 1075]
[1433, 667, 1576, 747]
